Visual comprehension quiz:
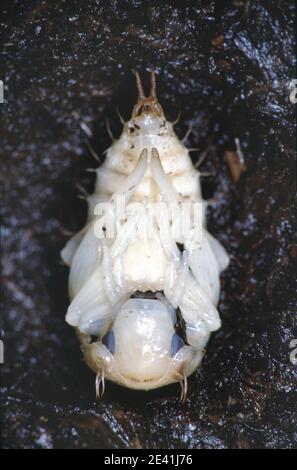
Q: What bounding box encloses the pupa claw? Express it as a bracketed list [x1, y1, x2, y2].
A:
[95, 369, 106, 399]
[179, 368, 188, 404]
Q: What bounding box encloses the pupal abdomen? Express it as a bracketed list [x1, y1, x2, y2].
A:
[61, 72, 229, 398]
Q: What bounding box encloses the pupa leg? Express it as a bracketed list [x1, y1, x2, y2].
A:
[66, 267, 112, 337]
[185, 228, 221, 305]
[110, 214, 140, 259]
[178, 273, 221, 349]
[102, 214, 141, 304]
[164, 251, 189, 308]
[102, 243, 121, 304]
[61, 225, 89, 266]
[205, 231, 230, 272]
[156, 202, 181, 261]
[179, 309, 210, 351]
[68, 220, 103, 298]
[164, 255, 221, 349]
[103, 239, 134, 304]
[151, 147, 180, 204]
[111, 148, 148, 205]
[164, 252, 209, 351]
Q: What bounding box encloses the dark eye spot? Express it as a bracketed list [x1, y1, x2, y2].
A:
[171, 333, 185, 357]
[176, 243, 184, 253]
[102, 330, 115, 354]
[130, 290, 164, 300]
[174, 307, 189, 345]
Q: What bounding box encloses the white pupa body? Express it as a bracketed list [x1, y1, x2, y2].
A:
[61, 72, 229, 397]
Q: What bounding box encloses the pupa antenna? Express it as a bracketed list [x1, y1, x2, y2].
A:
[133, 70, 145, 100]
[149, 70, 157, 98]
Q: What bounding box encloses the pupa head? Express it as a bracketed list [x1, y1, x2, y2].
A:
[132, 71, 163, 116]
[127, 71, 169, 134]
[82, 294, 203, 395]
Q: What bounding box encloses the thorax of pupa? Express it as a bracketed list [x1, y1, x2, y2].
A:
[61, 72, 229, 398]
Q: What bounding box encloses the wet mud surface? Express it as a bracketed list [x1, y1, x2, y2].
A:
[1, 0, 296, 449]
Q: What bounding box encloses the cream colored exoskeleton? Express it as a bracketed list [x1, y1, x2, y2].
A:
[61, 72, 229, 400]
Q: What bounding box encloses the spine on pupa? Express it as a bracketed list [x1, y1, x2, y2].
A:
[61, 71, 229, 391]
